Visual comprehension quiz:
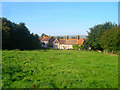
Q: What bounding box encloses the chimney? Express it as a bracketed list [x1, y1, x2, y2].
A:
[66, 36, 68, 40]
[77, 35, 79, 40]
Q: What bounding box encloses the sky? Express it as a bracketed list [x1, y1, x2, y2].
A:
[2, 2, 118, 36]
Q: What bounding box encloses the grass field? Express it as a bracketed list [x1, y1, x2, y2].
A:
[2, 49, 118, 88]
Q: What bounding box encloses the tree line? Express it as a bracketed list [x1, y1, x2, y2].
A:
[2, 17, 41, 50]
[1, 17, 120, 53]
[85, 22, 120, 54]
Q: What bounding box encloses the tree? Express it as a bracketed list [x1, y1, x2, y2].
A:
[118, 25, 120, 50]
[60, 37, 64, 39]
[86, 22, 119, 53]
[41, 33, 48, 37]
[2, 17, 41, 50]
[73, 45, 84, 50]
[56, 36, 64, 39]
[86, 22, 113, 51]
[101, 24, 119, 53]
[71, 36, 76, 39]
[78, 45, 84, 50]
[73, 45, 78, 50]
[2, 17, 14, 49]
[56, 36, 61, 39]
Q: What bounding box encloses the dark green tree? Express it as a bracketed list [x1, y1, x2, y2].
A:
[86, 22, 113, 51]
[2, 17, 15, 49]
[101, 24, 119, 53]
[2, 17, 41, 50]
[41, 33, 48, 37]
[71, 36, 76, 39]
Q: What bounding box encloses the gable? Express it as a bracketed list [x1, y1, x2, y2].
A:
[40, 36, 52, 41]
[76, 39, 84, 45]
[53, 39, 59, 43]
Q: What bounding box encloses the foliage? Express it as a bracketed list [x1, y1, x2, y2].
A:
[73, 45, 84, 50]
[71, 36, 76, 39]
[2, 17, 41, 50]
[78, 45, 84, 50]
[73, 45, 78, 50]
[118, 25, 120, 50]
[100, 24, 119, 52]
[56, 36, 64, 39]
[2, 50, 118, 88]
[41, 33, 48, 37]
[86, 22, 119, 53]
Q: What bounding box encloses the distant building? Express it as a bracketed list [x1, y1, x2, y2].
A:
[53, 35, 85, 49]
[39, 36, 55, 48]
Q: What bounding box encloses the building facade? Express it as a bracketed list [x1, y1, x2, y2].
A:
[53, 35, 85, 49]
[39, 36, 55, 48]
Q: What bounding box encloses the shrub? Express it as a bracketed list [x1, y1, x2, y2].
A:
[78, 45, 84, 50]
[73, 45, 78, 50]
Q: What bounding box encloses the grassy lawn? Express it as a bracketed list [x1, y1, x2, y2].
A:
[2, 49, 118, 88]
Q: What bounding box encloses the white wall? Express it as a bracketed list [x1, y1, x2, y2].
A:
[65, 45, 73, 49]
[53, 43, 59, 49]
[59, 44, 73, 49]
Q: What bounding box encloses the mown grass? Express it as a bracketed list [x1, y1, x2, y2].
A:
[2, 50, 118, 88]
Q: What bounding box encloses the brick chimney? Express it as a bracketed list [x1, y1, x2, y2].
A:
[77, 35, 79, 40]
[66, 36, 68, 40]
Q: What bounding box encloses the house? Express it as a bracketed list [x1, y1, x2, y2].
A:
[53, 35, 85, 49]
[39, 36, 55, 48]
[53, 38, 66, 49]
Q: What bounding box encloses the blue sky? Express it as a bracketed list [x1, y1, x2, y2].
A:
[2, 2, 118, 36]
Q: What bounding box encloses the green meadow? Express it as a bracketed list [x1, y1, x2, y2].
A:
[2, 50, 118, 88]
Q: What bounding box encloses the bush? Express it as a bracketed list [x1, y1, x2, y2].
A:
[13, 49, 20, 51]
[78, 45, 84, 50]
[73, 45, 84, 50]
[73, 45, 78, 50]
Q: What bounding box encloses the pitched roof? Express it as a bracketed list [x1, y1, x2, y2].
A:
[76, 39, 84, 45]
[39, 37, 43, 41]
[53, 39, 59, 43]
[53, 38, 85, 45]
[64, 39, 77, 45]
[59, 39, 66, 44]
[40, 36, 52, 41]
[64, 39, 84, 45]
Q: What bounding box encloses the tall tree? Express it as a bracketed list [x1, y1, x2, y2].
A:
[100, 24, 118, 52]
[2, 17, 14, 49]
[118, 25, 120, 50]
[86, 22, 113, 51]
[2, 17, 41, 50]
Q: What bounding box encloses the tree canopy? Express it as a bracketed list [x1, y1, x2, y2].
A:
[86, 22, 119, 53]
[41, 33, 48, 37]
[2, 17, 41, 50]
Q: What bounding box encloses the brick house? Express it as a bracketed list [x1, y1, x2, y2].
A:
[53, 35, 85, 49]
[39, 36, 55, 48]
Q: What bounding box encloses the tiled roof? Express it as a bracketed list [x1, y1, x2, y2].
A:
[76, 39, 84, 45]
[59, 39, 66, 44]
[40, 36, 52, 41]
[64, 39, 77, 45]
[53, 38, 85, 45]
[39, 37, 43, 41]
[64, 39, 84, 45]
